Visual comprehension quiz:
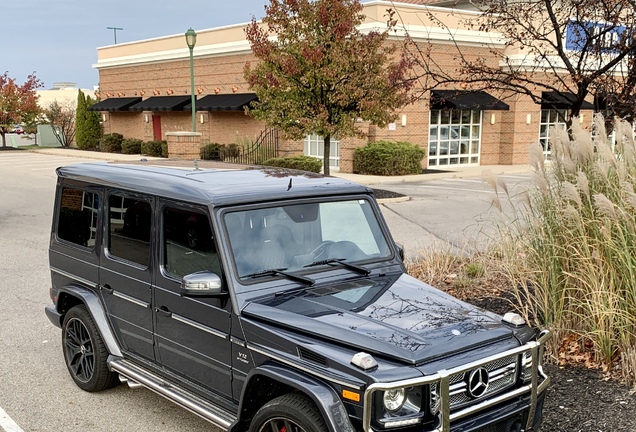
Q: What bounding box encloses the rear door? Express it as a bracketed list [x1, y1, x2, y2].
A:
[152, 200, 233, 398]
[99, 191, 155, 361]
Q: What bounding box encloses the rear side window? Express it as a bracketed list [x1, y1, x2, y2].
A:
[108, 194, 151, 267]
[57, 187, 98, 249]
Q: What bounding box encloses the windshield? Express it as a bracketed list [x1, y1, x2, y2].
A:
[224, 199, 392, 281]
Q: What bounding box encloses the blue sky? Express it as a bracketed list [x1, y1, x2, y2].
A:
[2, 0, 270, 89]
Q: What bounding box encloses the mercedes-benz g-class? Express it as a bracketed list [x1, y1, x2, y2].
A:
[45, 163, 550, 432]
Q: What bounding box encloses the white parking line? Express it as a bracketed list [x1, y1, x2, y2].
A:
[497, 175, 532, 180]
[444, 178, 483, 183]
[417, 185, 496, 194]
[0, 406, 24, 432]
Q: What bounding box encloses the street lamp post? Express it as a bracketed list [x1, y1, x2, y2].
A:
[185, 28, 197, 132]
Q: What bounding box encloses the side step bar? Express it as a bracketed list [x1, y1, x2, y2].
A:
[109, 358, 236, 430]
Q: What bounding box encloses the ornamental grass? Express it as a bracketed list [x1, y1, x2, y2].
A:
[492, 115, 636, 386]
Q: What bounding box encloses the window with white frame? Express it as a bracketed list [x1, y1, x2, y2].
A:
[304, 134, 340, 170]
[539, 109, 569, 159]
[428, 109, 481, 166]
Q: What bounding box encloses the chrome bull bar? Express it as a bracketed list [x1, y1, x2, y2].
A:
[363, 330, 552, 432]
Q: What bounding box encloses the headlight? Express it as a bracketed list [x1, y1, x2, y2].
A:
[429, 383, 440, 414]
[383, 388, 406, 412]
[521, 349, 545, 382]
[375, 387, 424, 428]
[521, 351, 533, 381]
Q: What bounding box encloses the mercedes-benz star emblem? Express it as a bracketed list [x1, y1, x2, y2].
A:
[467, 367, 490, 398]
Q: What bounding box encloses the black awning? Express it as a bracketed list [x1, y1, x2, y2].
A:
[186, 93, 258, 111]
[87, 97, 142, 112]
[430, 90, 509, 111]
[541, 91, 595, 110]
[128, 96, 192, 112]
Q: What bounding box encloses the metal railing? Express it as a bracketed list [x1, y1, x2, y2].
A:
[200, 128, 279, 166]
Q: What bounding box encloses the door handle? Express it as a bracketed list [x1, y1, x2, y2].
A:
[101, 284, 114, 294]
[156, 307, 172, 318]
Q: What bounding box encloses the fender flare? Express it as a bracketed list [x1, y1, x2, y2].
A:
[56, 284, 122, 358]
[232, 363, 357, 432]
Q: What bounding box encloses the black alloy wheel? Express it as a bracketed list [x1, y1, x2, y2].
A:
[251, 393, 329, 432]
[62, 305, 119, 392]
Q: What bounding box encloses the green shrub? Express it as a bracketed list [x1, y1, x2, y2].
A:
[161, 141, 168, 158]
[200, 143, 225, 160]
[223, 143, 242, 159]
[121, 138, 143, 154]
[353, 141, 424, 176]
[142, 140, 166, 157]
[263, 155, 322, 173]
[100, 133, 123, 153]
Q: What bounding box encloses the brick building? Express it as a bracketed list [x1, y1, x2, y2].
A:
[89, 0, 595, 172]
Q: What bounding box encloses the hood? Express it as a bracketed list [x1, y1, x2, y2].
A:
[243, 273, 516, 364]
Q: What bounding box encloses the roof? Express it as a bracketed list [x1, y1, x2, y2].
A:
[128, 96, 191, 112]
[56, 163, 369, 206]
[184, 93, 258, 112]
[87, 97, 142, 112]
[541, 91, 595, 110]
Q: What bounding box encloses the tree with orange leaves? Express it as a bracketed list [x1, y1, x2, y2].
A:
[244, 0, 414, 176]
[0, 72, 43, 147]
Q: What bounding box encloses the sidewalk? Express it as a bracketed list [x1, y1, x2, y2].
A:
[29, 147, 532, 186]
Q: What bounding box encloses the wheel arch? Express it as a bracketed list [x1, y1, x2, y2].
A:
[231, 363, 356, 432]
[56, 284, 122, 358]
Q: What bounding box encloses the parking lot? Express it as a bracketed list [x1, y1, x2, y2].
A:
[0, 150, 531, 432]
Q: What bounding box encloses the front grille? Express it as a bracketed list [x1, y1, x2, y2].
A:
[432, 355, 518, 411]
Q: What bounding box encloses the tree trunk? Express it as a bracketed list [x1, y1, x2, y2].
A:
[323, 135, 331, 177]
[1, 131, 6, 147]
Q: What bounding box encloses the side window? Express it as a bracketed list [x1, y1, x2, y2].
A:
[57, 187, 98, 249]
[108, 194, 151, 267]
[163, 206, 220, 279]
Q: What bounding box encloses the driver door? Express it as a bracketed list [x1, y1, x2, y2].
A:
[152, 200, 233, 399]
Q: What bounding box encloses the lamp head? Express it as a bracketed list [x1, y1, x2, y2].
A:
[185, 28, 197, 49]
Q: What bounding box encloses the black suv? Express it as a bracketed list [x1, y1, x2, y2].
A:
[45, 163, 550, 432]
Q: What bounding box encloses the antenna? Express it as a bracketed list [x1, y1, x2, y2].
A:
[107, 26, 124, 44]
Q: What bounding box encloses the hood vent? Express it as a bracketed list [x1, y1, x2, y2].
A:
[298, 347, 328, 366]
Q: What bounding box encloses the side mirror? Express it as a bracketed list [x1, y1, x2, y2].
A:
[180, 271, 225, 297]
[395, 243, 405, 262]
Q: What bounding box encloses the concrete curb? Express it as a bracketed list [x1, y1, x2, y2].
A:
[376, 196, 411, 204]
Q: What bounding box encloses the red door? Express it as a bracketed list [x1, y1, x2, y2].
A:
[152, 115, 162, 141]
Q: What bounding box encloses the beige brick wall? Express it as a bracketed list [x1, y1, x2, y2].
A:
[166, 132, 201, 159]
[103, 112, 146, 140]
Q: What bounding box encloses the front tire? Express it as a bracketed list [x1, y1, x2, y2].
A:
[250, 393, 329, 432]
[62, 305, 119, 392]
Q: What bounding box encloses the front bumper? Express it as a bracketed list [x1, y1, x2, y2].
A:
[363, 330, 551, 432]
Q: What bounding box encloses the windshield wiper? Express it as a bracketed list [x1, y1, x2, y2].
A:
[304, 258, 370, 276]
[242, 268, 315, 286]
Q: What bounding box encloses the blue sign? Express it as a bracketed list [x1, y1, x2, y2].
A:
[565, 20, 627, 52]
